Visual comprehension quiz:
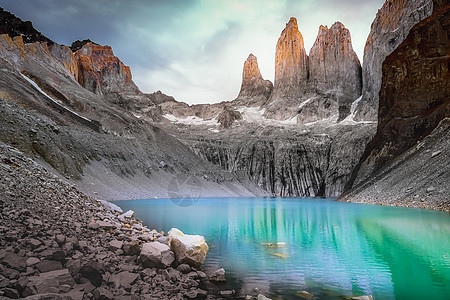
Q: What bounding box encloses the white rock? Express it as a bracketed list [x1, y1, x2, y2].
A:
[98, 200, 122, 213]
[167, 228, 209, 268]
[257, 294, 272, 300]
[120, 210, 134, 219]
[139, 242, 174, 269]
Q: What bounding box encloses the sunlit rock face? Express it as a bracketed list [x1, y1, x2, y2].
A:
[309, 22, 362, 121]
[342, 0, 450, 209]
[270, 17, 309, 103]
[354, 0, 434, 121]
[74, 42, 137, 95]
[263, 17, 362, 122]
[234, 54, 273, 107]
[72, 42, 161, 117]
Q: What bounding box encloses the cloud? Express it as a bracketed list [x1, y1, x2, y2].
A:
[1, 0, 385, 104]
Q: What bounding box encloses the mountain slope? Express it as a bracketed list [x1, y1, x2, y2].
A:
[0, 17, 265, 200]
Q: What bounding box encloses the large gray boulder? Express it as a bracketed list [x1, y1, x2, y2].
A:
[139, 242, 175, 269]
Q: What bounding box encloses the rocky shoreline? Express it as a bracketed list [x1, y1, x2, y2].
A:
[0, 142, 253, 300]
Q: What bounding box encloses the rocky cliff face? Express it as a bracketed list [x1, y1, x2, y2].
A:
[342, 0, 449, 211]
[354, 0, 434, 121]
[74, 42, 137, 95]
[178, 123, 375, 197]
[73, 42, 162, 117]
[234, 54, 273, 106]
[309, 22, 362, 121]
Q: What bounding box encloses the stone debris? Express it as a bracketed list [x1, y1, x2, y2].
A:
[0, 143, 222, 299]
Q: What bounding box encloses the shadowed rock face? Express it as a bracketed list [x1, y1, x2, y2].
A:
[178, 123, 375, 197]
[217, 106, 242, 129]
[309, 22, 362, 121]
[235, 54, 273, 106]
[342, 1, 449, 210]
[354, 0, 433, 121]
[70, 39, 98, 52]
[271, 17, 309, 101]
[0, 7, 52, 44]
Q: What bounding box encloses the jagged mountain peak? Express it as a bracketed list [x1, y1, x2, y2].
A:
[235, 53, 273, 106]
[242, 53, 263, 84]
[286, 17, 299, 30]
[70, 39, 99, 52]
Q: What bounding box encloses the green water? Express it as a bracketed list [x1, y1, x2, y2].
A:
[113, 197, 450, 299]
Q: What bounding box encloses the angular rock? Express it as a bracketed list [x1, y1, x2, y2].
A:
[2, 287, 19, 299]
[92, 287, 114, 300]
[110, 271, 139, 289]
[28, 238, 42, 249]
[87, 222, 100, 230]
[28, 269, 76, 294]
[167, 228, 209, 268]
[139, 242, 174, 269]
[26, 257, 40, 267]
[66, 259, 81, 278]
[217, 106, 242, 129]
[108, 240, 123, 252]
[176, 263, 191, 274]
[97, 221, 115, 229]
[123, 241, 141, 256]
[208, 268, 226, 282]
[79, 261, 105, 287]
[1, 252, 26, 271]
[35, 260, 63, 273]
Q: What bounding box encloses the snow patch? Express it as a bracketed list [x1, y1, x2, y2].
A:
[20, 73, 93, 123]
[236, 106, 298, 125]
[298, 97, 314, 109]
[163, 114, 218, 126]
[340, 96, 376, 125]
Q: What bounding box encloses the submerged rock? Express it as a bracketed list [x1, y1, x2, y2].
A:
[167, 228, 209, 269]
[209, 268, 226, 282]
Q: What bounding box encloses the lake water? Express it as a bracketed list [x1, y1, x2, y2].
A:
[113, 197, 450, 299]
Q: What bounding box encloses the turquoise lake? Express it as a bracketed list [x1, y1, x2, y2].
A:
[113, 197, 450, 299]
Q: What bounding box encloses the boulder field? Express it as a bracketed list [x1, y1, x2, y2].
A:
[0, 141, 237, 299]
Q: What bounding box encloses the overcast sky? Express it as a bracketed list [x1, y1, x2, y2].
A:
[2, 0, 385, 104]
